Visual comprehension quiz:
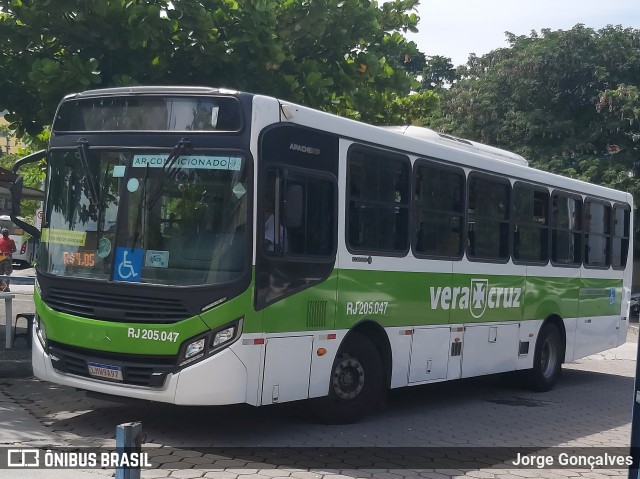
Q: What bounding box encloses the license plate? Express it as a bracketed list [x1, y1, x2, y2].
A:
[87, 362, 123, 381]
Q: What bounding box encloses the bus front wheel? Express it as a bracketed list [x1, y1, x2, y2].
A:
[527, 323, 562, 392]
[310, 332, 385, 424]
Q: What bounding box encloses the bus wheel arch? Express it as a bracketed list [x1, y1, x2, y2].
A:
[310, 321, 390, 424]
[542, 315, 567, 363]
[348, 320, 393, 390]
[526, 316, 565, 392]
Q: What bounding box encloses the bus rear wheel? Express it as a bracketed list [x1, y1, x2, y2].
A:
[527, 323, 562, 392]
[310, 332, 385, 424]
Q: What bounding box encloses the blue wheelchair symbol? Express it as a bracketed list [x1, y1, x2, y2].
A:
[610, 288, 616, 305]
[114, 247, 143, 282]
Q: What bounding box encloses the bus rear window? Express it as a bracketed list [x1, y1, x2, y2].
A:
[54, 96, 242, 132]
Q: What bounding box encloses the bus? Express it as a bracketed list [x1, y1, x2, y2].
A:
[15, 86, 632, 424]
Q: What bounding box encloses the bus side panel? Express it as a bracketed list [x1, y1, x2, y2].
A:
[335, 268, 450, 389]
[524, 268, 580, 362]
[461, 323, 519, 377]
[259, 274, 338, 403]
[574, 274, 623, 359]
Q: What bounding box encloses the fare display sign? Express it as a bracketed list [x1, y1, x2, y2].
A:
[62, 252, 95, 267]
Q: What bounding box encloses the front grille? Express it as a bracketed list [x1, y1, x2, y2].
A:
[48, 341, 176, 388]
[46, 288, 190, 322]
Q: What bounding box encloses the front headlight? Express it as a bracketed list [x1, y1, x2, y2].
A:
[185, 338, 206, 359]
[177, 319, 242, 369]
[212, 326, 235, 347]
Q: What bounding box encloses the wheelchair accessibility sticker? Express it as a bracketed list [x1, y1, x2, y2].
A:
[114, 247, 143, 282]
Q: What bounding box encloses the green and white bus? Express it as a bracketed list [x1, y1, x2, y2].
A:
[17, 86, 632, 423]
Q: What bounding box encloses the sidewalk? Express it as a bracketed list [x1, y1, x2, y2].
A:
[0, 267, 36, 378]
[0, 390, 114, 478]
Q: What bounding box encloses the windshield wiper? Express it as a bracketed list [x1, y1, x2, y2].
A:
[76, 138, 100, 205]
[131, 163, 150, 250]
[147, 138, 191, 211]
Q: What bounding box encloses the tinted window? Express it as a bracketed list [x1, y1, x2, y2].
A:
[467, 175, 510, 260]
[348, 149, 410, 254]
[551, 194, 582, 265]
[413, 162, 464, 257]
[612, 205, 630, 268]
[584, 200, 611, 267]
[513, 184, 549, 263]
[263, 170, 336, 258]
[54, 96, 242, 131]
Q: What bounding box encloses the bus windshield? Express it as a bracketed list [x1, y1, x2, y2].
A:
[40, 150, 249, 286]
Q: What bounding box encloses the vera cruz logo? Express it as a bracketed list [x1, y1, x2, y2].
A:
[470, 279, 488, 318]
[429, 278, 522, 319]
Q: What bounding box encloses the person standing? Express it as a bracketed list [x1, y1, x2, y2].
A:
[0, 228, 17, 292]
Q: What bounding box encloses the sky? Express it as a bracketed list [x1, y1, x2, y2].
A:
[406, 0, 640, 67]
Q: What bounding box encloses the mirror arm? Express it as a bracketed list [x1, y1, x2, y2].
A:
[11, 150, 46, 239]
[12, 149, 46, 173]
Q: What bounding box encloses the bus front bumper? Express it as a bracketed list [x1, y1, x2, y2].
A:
[31, 323, 249, 406]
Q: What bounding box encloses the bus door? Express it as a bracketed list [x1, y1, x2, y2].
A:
[256, 125, 339, 405]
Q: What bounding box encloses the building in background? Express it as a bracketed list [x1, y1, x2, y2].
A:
[0, 110, 26, 155]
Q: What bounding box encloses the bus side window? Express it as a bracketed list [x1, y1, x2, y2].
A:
[467, 174, 510, 261]
[413, 161, 464, 258]
[551, 193, 582, 265]
[512, 183, 549, 264]
[612, 204, 630, 268]
[347, 148, 410, 255]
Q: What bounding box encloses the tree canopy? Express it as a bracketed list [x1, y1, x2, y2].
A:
[424, 25, 640, 201]
[0, 0, 437, 134]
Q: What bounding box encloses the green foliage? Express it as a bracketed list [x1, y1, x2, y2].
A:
[420, 55, 459, 90]
[0, 0, 434, 134]
[0, 128, 45, 225]
[425, 25, 640, 193]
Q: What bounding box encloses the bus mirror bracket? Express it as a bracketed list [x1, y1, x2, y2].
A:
[11, 149, 46, 239]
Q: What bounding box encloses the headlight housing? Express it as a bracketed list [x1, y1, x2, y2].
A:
[185, 338, 206, 359]
[213, 326, 235, 347]
[177, 318, 242, 368]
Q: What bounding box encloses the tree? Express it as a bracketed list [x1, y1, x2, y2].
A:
[0, 0, 434, 134]
[420, 55, 459, 90]
[425, 25, 640, 199]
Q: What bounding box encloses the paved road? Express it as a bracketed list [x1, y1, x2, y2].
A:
[0, 334, 637, 478]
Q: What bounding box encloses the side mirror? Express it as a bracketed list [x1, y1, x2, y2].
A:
[284, 184, 303, 228]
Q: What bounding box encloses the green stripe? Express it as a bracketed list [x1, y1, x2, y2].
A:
[35, 269, 623, 355]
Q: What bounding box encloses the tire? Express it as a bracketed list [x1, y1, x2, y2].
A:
[310, 332, 385, 424]
[526, 323, 563, 392]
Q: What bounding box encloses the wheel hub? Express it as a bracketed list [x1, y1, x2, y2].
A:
[332, 354, 365, 400]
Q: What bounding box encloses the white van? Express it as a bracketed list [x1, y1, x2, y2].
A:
[0, 215, 35, 267]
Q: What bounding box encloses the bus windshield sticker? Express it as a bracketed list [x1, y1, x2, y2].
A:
[112, 165, 126, 178]
[114, 247, 143, 282]
[97, 238, 112, 258]
[127, 178, 140, 192]
[41, 228, 87, 246]
[232, 183, 246, 199]
[132, 155, 242, 171]
[145, 250, 169, 268]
